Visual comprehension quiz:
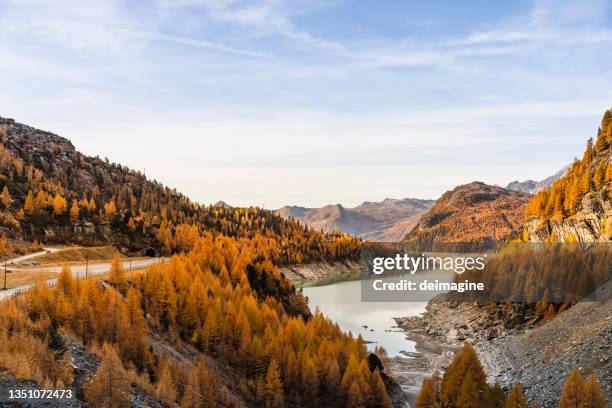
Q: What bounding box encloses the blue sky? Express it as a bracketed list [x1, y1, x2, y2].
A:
[1, 0, 611, 208]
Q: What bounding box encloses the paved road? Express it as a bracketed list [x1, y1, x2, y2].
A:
[7, 247, 62, 265]
[0, 257, 164, 300]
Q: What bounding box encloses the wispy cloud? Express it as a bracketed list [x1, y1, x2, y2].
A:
[1, 0, 611, 207]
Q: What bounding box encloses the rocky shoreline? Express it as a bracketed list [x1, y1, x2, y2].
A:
[280, 260, 365, 284]
[392, 291, 612, 407]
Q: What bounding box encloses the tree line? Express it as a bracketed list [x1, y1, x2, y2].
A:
[525, 110, 612, 227]
[0, 232, 391, 407]
[0, 124, 361, 264]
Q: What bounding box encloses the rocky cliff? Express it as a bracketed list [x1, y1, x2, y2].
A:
[506, 166, 569, 194]
[523, 110, 612, 242]
[524, 186, 611, 242]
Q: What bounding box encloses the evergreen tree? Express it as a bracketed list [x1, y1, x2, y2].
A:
[348, 382, 366, 408]
[262, 359, 284, 408]
[485, 381, 506, 408]
[593, 162, 606, 190]
[1, 186, 11, 208]
[456, 371, 480, 408]
[440, 343, 487, 407]
[70, 200, 79, 223]
[52, 193, 67, 215]
[84, 343, 132, 408]
[371, 368, 392, 408]
[108, 254, 127, 288]
[24, 191, 35, 215]
[559, 368, 584, 408]
[415, 375, 440, 408]
[505, 384, 528, 408]
[582, 374, 606, 408]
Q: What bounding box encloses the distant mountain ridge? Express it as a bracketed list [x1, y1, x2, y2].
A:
[404, 182, 530, 244]
[277, 198, 435, 241]
[506, 166, 569, 194]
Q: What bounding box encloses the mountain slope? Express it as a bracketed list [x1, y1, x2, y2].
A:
[404, 182, 530, 243]
[0, 117, 396, 407]
[478, 279, 612, 406]
[506, 166, 569, 194]
[524, 109, 612, 242]
[277, 198, 434, 241]
[0, 116, 360, 263]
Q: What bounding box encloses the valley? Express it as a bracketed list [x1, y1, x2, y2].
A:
[0, 110, 609, 408]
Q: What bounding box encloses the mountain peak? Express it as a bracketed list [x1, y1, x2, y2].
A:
[405, 182, 530, 243]
[212, 200, 231, 208]
[276, 197, 434, 241]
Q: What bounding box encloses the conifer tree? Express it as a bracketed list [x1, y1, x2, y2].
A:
[262, 359, 284, 408]
[505, 384, 528, 408]
[52, 193, 67, 215]
[70, 200, 79, 222]
[108, 255, 127, 288]
[56, 264, 75, 297]
[559, 368, 584, 408]
[88, 197, 97, 211]
[486, 381, 506, 408]
[371, 368, 392, 408]
[181, 370, 202, 408]
[24, 191, 35, 215]
[156, 362, 178, 407]
[415, 375, 440, 408]
[348, 382, 365, 408]
[593, 162, 606, 190]
[84, 343, 132, 408]
[456, 371, 480, 408]
[440, 343, 487, 407]
[582, 374, 606, 408]
[1, 186, 11, 208]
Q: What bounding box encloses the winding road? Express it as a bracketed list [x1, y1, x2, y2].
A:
[0, 249, 164, 300]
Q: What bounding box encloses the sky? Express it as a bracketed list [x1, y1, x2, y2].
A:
[1, 0, 611, 208]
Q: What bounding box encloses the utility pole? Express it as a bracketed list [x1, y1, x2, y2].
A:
[1, 236, 11, 290]
[3, 259, 7, 290]
[85, 253, 89, 278]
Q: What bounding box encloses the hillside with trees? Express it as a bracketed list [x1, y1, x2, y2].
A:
[524, 109, 612, 242]
[0, 232, 393, 407]
[404, 182, 530, 244]
[0, 117, 360, 263]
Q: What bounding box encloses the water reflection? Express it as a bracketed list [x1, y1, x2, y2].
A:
[303, 269, 453, 357]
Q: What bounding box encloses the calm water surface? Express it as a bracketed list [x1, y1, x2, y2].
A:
[303, 270, 453, 357]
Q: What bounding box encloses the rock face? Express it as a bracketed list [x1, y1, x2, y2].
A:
[279, 260, 364, 282]
[277, 198, 434, 241]
[0, 117, 159, 253]
[523, 111, 612, 243]
[477, 281, 612, 407]
[398, 285, 612, 407]
[507, 166, 569, 194]
[524, 186, 612, 242]
[404, 182, 530, 243]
